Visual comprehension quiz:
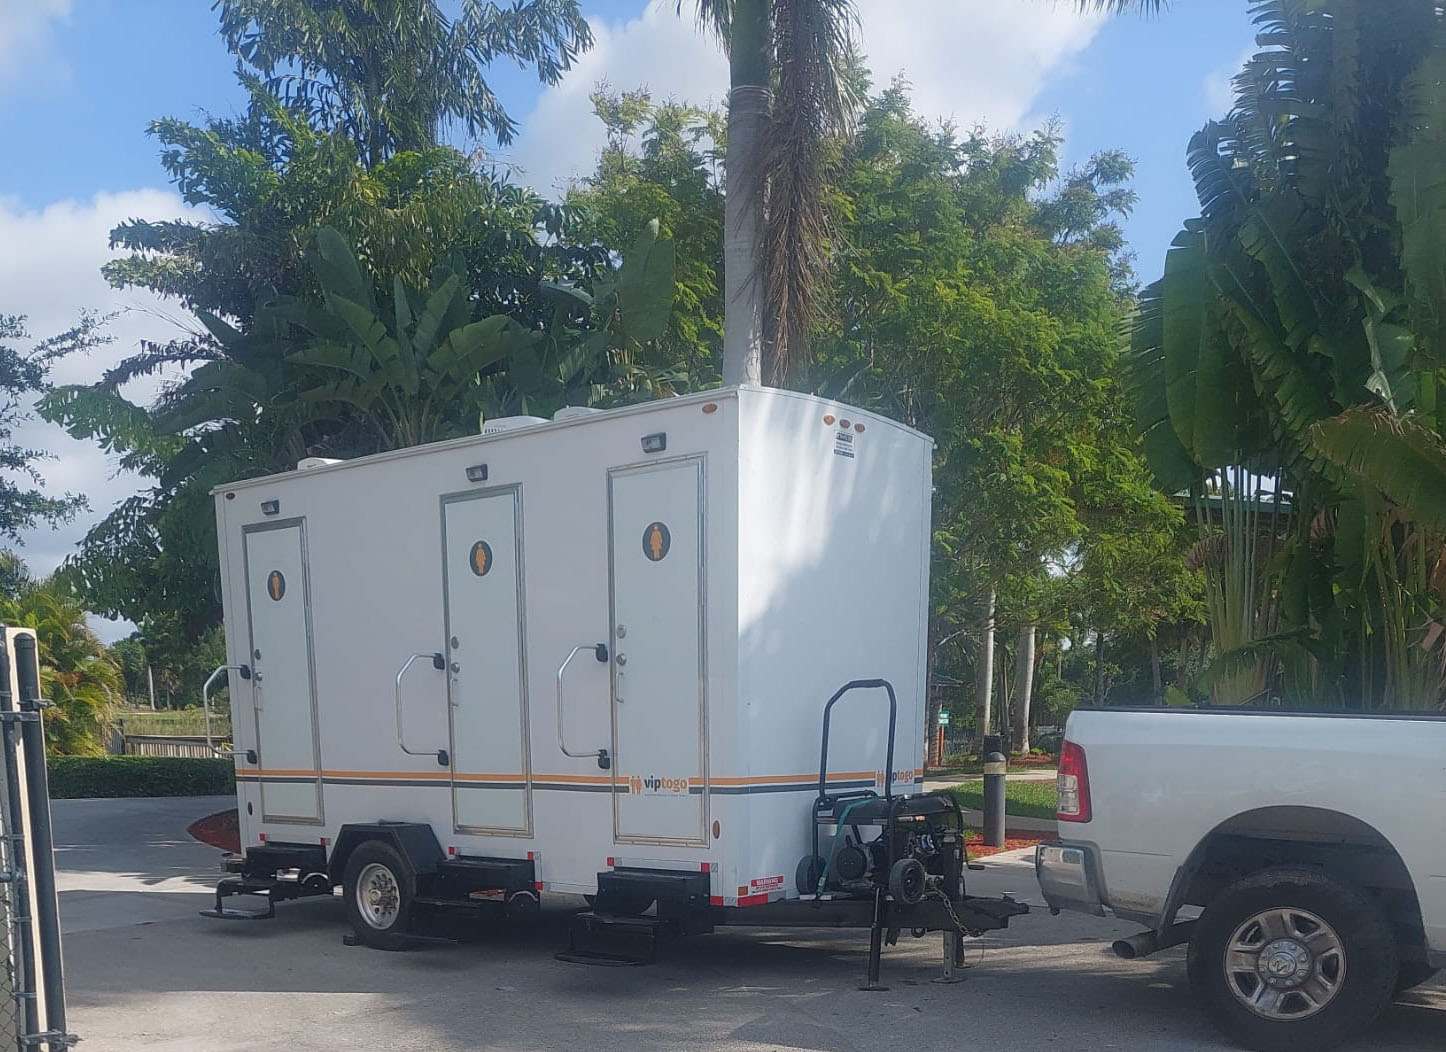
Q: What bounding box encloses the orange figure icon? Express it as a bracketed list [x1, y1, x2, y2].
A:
[649, 525, 664, 560]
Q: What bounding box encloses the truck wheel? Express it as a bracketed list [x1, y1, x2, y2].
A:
[1187, 867, 1398, 1052]
[343, 840, 416, 950]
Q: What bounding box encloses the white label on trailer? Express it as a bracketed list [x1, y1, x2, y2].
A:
[609, 457, 707, 844]
[243, 521, 322, 823]
[442, 487, 531, 835]
[834, 431, 855, 459]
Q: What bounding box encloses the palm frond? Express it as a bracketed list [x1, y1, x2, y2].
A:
[682, 0, 730, 44]
[1075, 0, 1167, 13]
[763, 0, 859, 383]
[1312, 407, 1446, 528]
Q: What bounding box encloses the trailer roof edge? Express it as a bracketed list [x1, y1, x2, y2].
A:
[210, 386, 934, 496]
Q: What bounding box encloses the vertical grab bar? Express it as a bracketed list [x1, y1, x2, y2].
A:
[556, 643, 610, 769]
[395, 652, 448, 765]
[202, 663, 249, 755]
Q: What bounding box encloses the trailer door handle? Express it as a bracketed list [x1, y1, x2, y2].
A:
[395, 652, 448, 765]
[557, 643, 611, 768]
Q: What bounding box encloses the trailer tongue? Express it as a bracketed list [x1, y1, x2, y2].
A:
[199, 387, 1027, 985]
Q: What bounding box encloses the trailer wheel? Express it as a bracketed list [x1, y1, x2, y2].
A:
[1187, 866, 1397, 1052]
[343, 840, 416, 950]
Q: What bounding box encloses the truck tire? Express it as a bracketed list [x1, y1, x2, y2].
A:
[1186, 867, 1398, 1052]
[343, 840, 416, 950]
[1395, 964, 1438, 995]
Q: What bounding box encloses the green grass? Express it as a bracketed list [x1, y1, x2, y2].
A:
[949, 779, 1058, 820]
[116, 709, 230, 737]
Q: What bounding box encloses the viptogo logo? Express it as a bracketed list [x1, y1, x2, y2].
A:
[629, 774, 690, 796]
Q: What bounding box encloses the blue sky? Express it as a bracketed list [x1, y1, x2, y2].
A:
[0, 0, 1255, 611]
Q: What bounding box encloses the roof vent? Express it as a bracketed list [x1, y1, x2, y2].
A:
[553, 406, 605, 422]
[482, 415, 548, 435]
[296, 457, 344, 471]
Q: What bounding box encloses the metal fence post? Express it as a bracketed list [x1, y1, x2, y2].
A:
[0, 630, 35, 1050]
[13, 633, 71, 1050]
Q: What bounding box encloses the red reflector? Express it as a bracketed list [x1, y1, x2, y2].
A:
[737, 893, 768, 907]
[1057, 740, 1092, 823]
[700, 862, 711, 872]
[606, 857, 614, 868]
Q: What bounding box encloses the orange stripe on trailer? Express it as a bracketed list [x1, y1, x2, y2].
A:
[532, 773, 614, 785]
[322, 769, 451, 781]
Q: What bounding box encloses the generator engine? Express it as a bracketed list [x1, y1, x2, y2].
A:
[796, 793, 966, 906]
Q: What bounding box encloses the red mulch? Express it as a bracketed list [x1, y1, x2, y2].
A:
[966, 830, 1057, 858]
[189, 808, 240, 854]
[1008, 754, 1058, 769]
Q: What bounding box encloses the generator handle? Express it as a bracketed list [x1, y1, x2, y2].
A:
[202, 664, 249, 756]
[395, 652, 447, 762]
[557, 643, 611, 767]
[817, 679, 898, 805]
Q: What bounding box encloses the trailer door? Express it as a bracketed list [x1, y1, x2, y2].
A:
[243, 521, 322, 823]
[442, 487, 531, 835]
[608, 458, 707, 844]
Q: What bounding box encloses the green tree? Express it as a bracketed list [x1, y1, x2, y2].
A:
[0, 565, 120, 755]
[814, 88, 1196, 750]
[41, 0, 607, 642]
[568, 89, 726, 386]
[1129, 0, 1446, 708]
[217, 0, 592, 166]
[680, 0, 1164, 386]
[0, 315, 96, 541]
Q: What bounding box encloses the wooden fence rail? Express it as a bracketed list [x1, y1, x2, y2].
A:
[122, 735, 223, 759]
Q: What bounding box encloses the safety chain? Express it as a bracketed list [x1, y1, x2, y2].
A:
[926, 885, 984, 939]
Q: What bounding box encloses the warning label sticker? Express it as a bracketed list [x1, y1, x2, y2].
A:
[750, 875, 785, 893]
[833, 431, 855, 459]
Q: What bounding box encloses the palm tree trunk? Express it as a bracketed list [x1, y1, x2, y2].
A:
[1012, 624, 1036, 753]
[722, 0, 771, 386]
[974, 586, 996, 753]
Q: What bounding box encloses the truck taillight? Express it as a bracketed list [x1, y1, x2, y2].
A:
[1057, 740, 1091, 823]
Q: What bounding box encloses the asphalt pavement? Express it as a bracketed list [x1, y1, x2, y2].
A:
[54, 797, 1446, 1051]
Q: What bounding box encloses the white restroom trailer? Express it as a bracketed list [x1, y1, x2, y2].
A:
[206, 386, 1026, 970]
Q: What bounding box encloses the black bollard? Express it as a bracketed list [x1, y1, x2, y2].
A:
[983, 751, 1007, 848]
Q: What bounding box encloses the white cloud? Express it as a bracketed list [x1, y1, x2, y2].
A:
[1203, 45, 1256, 118]
[503, 2, 729, 195]
[505, 0, 1106, 196]
[0, 189, 206, 610]
[0, 0, 71, 97]
[854, 0, 1105, 131]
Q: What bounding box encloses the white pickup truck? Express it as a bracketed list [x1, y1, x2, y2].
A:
[1035, 707, 1446, 1051]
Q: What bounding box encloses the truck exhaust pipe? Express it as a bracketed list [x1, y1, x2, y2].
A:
[1112, 921, 1196, 960]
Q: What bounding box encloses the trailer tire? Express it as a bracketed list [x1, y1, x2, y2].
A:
[343, 840, 416, 950]
[1186, 866, 1397, 1052]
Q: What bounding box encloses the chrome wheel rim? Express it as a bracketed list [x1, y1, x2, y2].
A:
[1225, 907, 1345, 1020]
[356, 862, 401, 930]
